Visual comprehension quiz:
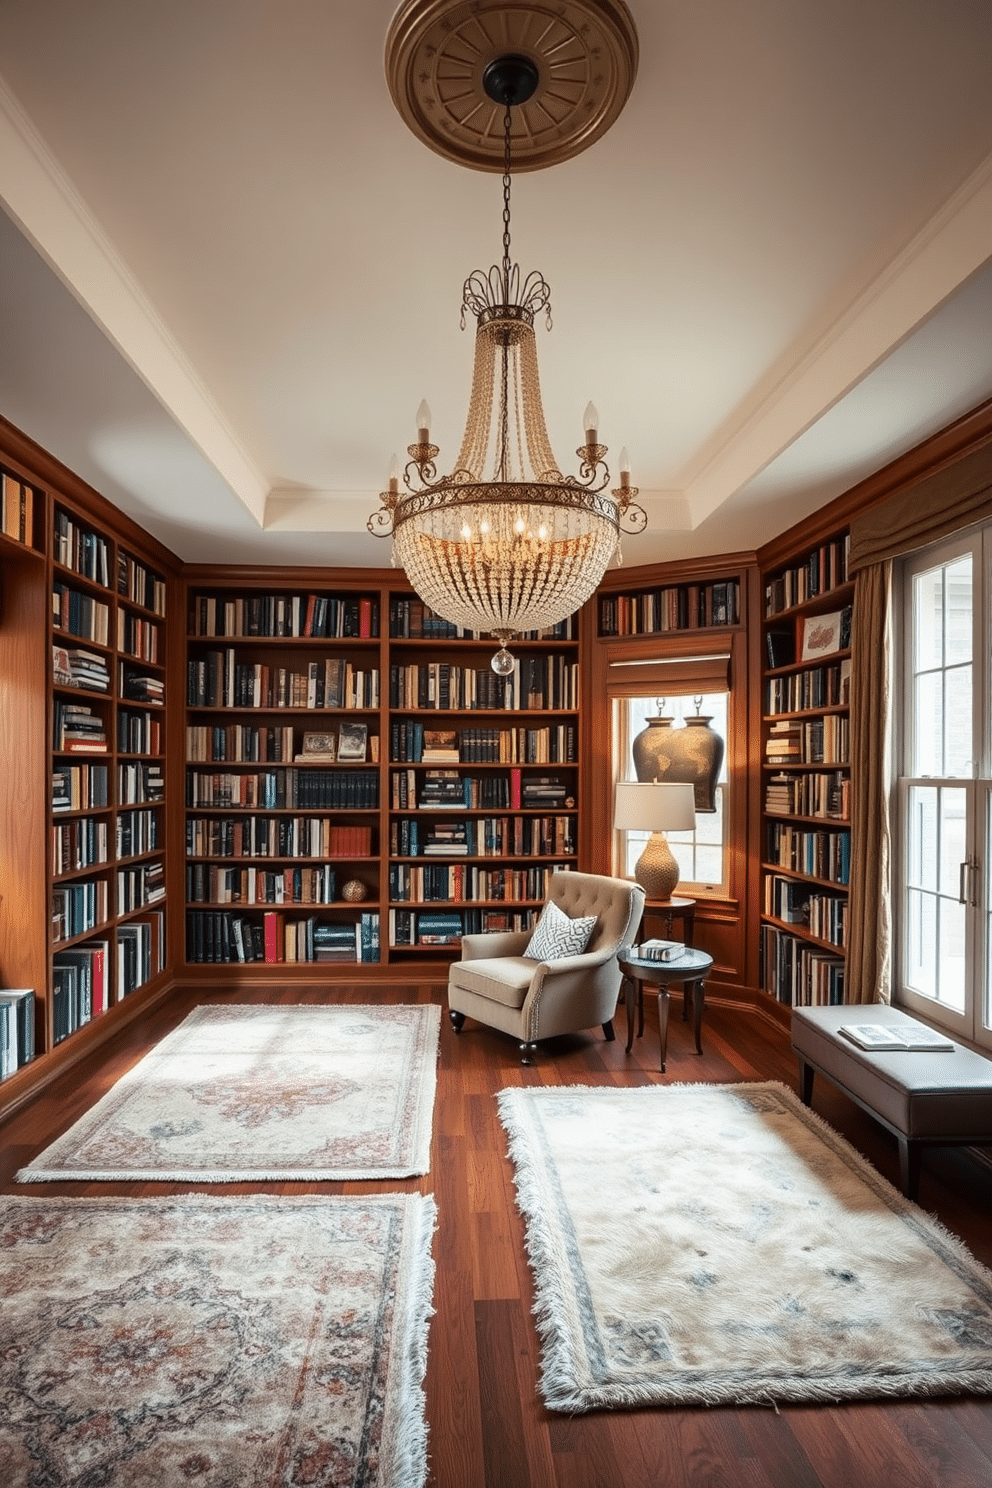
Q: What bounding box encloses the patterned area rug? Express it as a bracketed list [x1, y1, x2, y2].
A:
[497, 1080, 992, 1410]
[0, 1192, 435, 1487]
[18, 1003, 440, 1181]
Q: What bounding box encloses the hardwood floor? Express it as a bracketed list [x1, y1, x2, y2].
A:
[2, 982, 991, 1488]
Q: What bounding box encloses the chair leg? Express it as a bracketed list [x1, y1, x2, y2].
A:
[449, 1010, 465, 1033]
[519, 1041, 538, 1065]
[602, 1019, 616, 1042]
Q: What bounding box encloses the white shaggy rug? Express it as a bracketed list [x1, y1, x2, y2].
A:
[19, 1003, 440, 1182]
[497, 1081, 992, 1410]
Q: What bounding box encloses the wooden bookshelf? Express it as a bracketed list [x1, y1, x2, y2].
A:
[387, 603, 580, 954]
[0, 418, 178, 1107]
[759, 530, 853, 1009]
[182, 575, 385, 969]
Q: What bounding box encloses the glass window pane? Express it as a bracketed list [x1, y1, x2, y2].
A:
[907, 786, 937, 891]
[913, 568, 943, 673]
[937, 897, 967, 1012]
[905, 887, 936, 998]
[944, 556, 973, 666]
[913, 673, 942, 776]
[938, 787, 968, 897]
[944, 665, 973, 777]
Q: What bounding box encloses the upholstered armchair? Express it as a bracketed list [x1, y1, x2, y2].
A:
[447, 870, 646, 1064]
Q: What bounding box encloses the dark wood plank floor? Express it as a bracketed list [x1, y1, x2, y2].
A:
[2, 982, 990, 1488]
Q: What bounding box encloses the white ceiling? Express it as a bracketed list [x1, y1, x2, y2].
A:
[1, 0, 991, 569]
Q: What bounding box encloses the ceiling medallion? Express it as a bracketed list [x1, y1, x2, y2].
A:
[385, 0, 639, 172]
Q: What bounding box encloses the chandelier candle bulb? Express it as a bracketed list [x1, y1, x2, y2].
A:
[583, 402, 599, 443]
[416, 400, 431, 441]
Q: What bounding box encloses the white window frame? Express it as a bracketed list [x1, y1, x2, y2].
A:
[894, 528, 992, 1050]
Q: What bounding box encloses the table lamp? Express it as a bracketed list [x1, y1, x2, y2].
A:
[614, 781, 696, 899]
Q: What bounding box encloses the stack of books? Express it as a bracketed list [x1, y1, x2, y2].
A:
[631, 940, 685, 962]
[522, 776, 569, 808]
[419, 770, 468, 809]
[765, 720, 802, 761]
[53, 701, 108, 752]
[64, 648, 110, 692]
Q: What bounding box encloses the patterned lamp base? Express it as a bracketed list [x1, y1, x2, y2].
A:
[633, 832, 681, 900]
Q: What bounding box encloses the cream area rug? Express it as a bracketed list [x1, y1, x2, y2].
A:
[0, 1192, 435, 1487]
[497, 1081, 992, 1410]
[18, 1003, 440, 1182]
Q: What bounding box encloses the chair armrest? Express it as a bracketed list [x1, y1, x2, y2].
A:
[460, 928, 531, 961]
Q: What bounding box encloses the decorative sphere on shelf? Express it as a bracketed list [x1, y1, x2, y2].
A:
[341, 879, 368, 903]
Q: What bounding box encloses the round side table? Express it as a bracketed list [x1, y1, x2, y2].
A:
[618, 948, 714, 1072]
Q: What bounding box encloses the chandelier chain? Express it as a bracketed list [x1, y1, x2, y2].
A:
[501, 103, 513, 297]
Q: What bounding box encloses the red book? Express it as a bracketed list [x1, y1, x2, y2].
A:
[359, 598, 372, 637]
[263, 910, 283, 962]
[510, 767, 522, 810]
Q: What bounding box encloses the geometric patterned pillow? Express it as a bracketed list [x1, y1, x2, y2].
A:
[525, 898, 597, 962]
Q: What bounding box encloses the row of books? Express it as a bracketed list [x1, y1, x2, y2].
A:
[187, 652, 379, 711]
[189, 593, 379, 639]
[117, 860, 165, 914]
[388, 595, 575, 640]
[53, 698, 107, 753]
[764, 873, 848, 948]
[599, 579, 740, 636]
[117, 808, 161, 859]
[284, 913, 380, 963]
[185, 816, 373, 860]
[119, 762, 164, 804]
[389, 721, 577, 765]
[766, 771, 850, 821]
[765, 823, 850, 885]
[184, 909, 380, 962]
[52, 877, 110, 944]
[2, 471, 35, 546]
[186, 863, 340, 906]
[390, 768, 571, 812]
[764, 535, 850, 616]
[118, 912, 166, 996]
[118, 708, 163, 755]
[388, 655, 579, 712]
[120, 664, 163, 705]
[185, 767, 379, 809]
[52, 945, 108, 1044]
[118, 553, 167, 615]
[54, 507, 108, 585]
[52, 817, 109, 876]
[388, 862, 568, 904]
[53, 584, 110, 646]
[53, 763, 109, 812]
[186, 724, 295, 763]
[389, 814, 576, 858]
[765, 659, 851, 716]
[388, 905, 539, 946]
[0, 989, 34, 1077]
[53, 647, 111, 696]
[759, 924, 845, 1006]
[765, 715, 849, 765]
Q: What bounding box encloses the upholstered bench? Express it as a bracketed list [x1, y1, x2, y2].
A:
[792, 1004, 992, 1200]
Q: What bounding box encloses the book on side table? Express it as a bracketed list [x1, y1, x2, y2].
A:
[839, 1023, 955, 1052]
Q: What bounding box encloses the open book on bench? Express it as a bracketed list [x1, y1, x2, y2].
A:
[839, 1023, 955, 1052]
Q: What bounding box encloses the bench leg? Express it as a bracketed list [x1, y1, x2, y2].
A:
[798, 1057, 815, 1106]
[898, 1137, 922, 1201]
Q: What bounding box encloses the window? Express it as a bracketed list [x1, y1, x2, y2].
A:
[614, 692, 729, 893]
[896, 530, 991, 1048]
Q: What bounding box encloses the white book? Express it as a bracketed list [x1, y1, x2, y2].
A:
[839, 1023, 955, 1052]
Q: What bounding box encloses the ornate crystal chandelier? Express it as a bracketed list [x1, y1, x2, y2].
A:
[369, 51, 646, 674]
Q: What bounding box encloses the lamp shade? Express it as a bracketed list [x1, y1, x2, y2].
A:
[614, 781, 696, 833]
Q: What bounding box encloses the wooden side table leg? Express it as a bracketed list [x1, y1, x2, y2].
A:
[657, 987, 671, 1073]
[691, 977, 705, 1055]
[623, 973, 636, 1054]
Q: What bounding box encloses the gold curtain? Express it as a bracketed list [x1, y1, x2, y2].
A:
[844, 562, 892, 1003]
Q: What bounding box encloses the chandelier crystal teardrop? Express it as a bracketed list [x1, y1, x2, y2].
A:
[369, 52, 646, 672]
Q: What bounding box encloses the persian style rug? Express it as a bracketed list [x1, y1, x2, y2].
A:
[497, 1080, 992, 1410]
[0, 1192, 435, 1487]
[18, 1003, 440, 1181]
